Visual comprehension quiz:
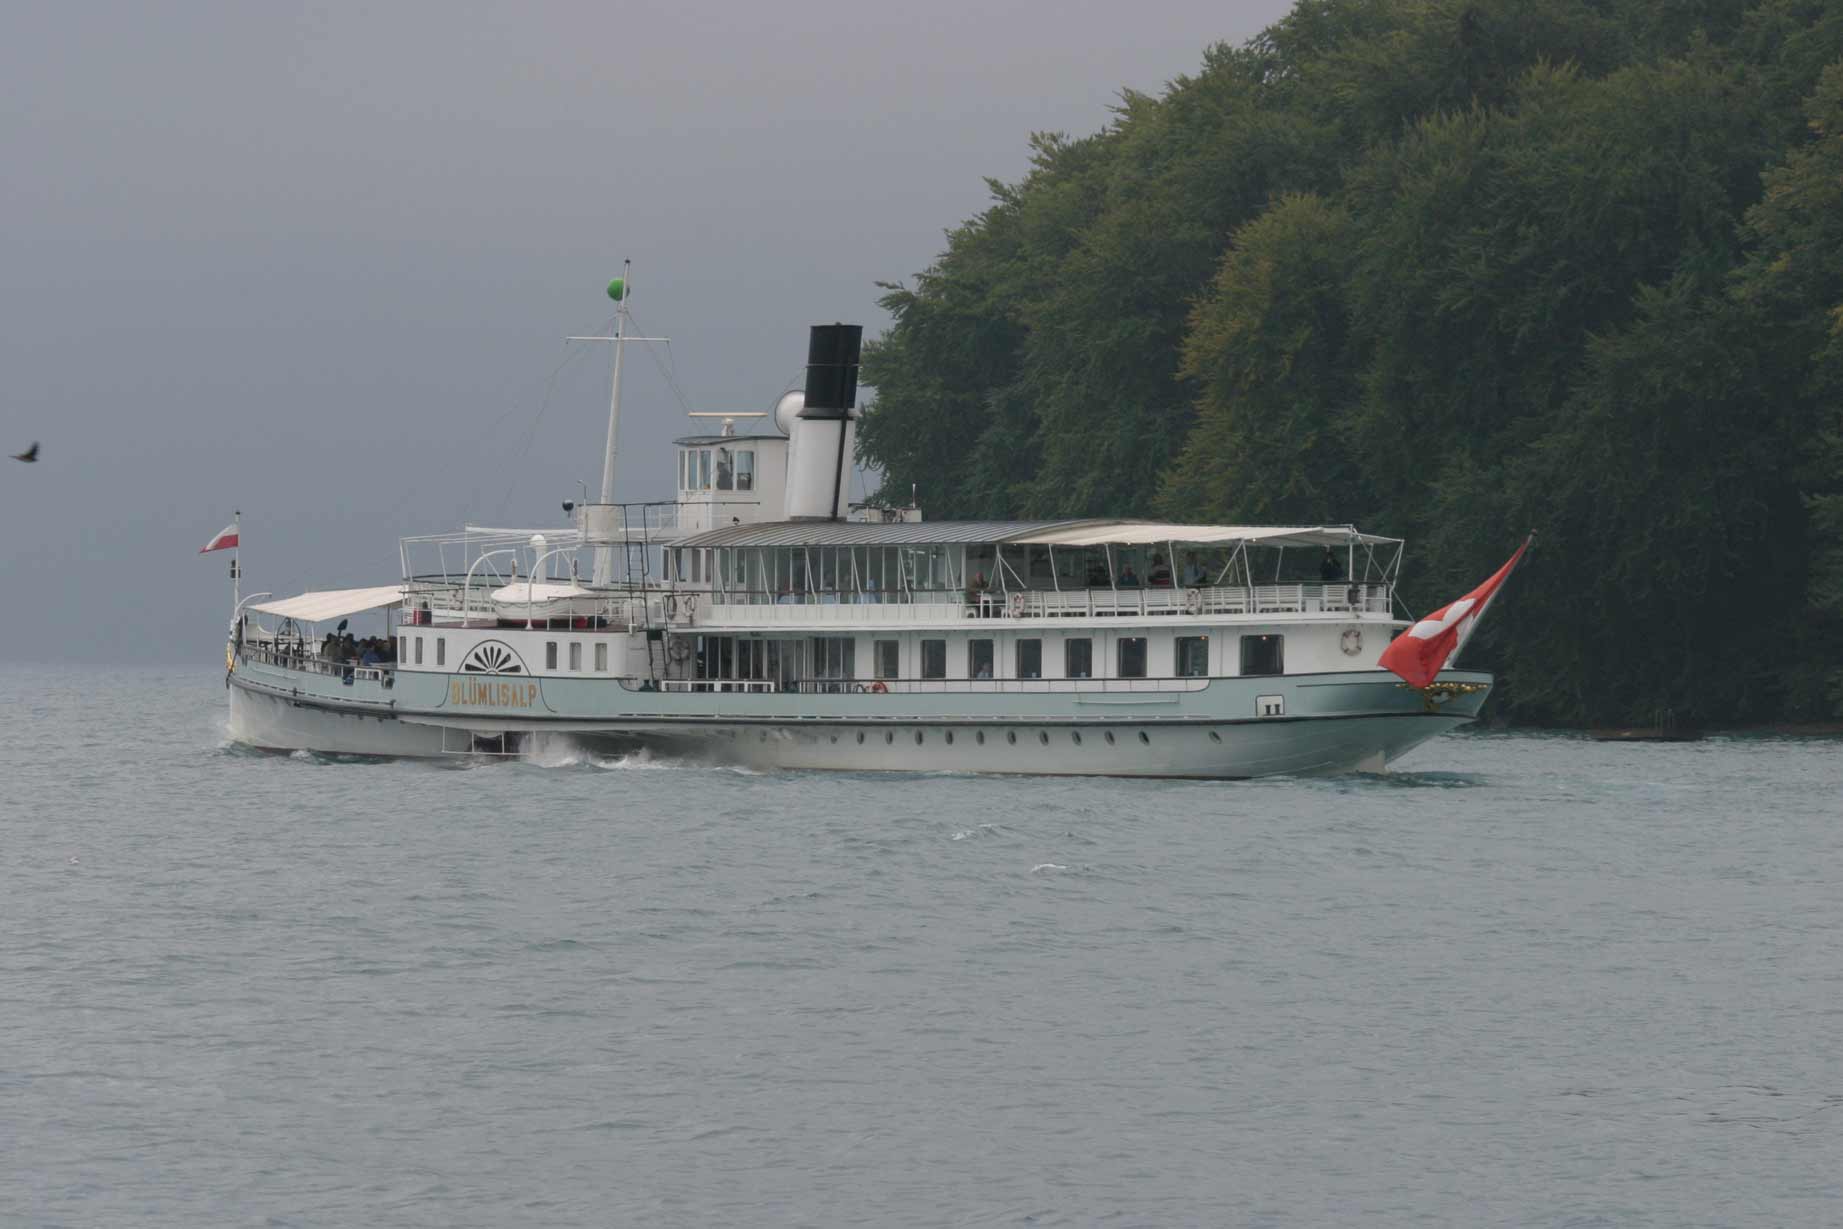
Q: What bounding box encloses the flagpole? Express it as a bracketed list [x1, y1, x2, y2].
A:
[233, 508, 242, 618]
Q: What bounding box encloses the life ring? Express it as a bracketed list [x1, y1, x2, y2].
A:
[667, 637, 691, 662]
[664, 593, 679, 620]
[1340, 628, 1363, 657]
[1007, 591, 1026, 618]
[1183, 587, 1203, 616]
[682, 592, 698, 616]
[869, 680, 888, 694]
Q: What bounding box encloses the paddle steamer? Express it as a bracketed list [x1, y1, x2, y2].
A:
[223, 275, 1490, 775]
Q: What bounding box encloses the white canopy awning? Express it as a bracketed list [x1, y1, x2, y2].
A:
[248, 585, 406, 623]
[1007, 522, 1398, 549]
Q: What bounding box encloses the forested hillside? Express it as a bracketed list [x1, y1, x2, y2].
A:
[856, 0, 1843, 726]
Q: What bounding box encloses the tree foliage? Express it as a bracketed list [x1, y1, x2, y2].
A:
[858, 0, 1843, 725]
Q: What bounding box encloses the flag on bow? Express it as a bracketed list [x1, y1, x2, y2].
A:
[198, 522, 239, 554]
[1379, 536, 1532, 689]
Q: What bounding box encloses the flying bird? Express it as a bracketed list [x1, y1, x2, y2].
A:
[11, 442, 37, 463]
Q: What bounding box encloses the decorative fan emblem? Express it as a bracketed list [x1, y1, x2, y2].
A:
[1340, 628, 1364, 657]
[461, 641, 526, 675]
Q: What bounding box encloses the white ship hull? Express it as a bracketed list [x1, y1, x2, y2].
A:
[226, 668, 1484, 777]
[229, 680, 450, 757]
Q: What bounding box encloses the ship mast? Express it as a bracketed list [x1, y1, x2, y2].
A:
[567, 262, 667, 586]
[598, 259, 632, 511]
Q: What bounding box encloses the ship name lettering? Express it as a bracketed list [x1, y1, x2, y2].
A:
[450, 679, 539, 708]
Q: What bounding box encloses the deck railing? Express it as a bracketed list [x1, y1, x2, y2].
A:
[241, 640, 396, 686]
[695, 584, 1389, 624]
[389, 581, 1391, 631]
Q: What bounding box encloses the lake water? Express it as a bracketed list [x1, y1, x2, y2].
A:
[3, 664, 1840, 1226]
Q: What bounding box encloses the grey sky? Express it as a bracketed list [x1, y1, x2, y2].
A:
[1, 0, 1294, 663]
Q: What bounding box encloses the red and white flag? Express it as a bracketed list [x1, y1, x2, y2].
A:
[1379, 537, 1532, 689]
[198, 523, 239, 554]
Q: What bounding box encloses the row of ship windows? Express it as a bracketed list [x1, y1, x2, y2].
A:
[750, 727, 1226, 747]
[398, 637, 612, 672]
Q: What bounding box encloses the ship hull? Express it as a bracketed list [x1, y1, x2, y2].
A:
[227, 665, 1488, 776]
[228, 679, 450, 757]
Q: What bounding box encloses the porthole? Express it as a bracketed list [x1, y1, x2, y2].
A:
[885, 731, 894, 745]
[1038, 731, 1049, 746]
[1006, 730, 1017, 745]
[914, 730, 924, 745]
[856, 732, 865, 745]
[1208, 730, 1222, 743]
[1071, 731, 1082, 745]
[945, 731, 954, 745]
[1138, 730, 1151, 745]
[1104, 731, 1116, 745]
[976, 731, 986, 745]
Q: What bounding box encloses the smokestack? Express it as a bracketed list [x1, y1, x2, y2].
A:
[784, 324, 863, 521]
[801, 323, 862, 416]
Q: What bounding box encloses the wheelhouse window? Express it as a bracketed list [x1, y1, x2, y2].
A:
[1117, 637, 1147, 679]
[735, 450, 755, 491]
[969, 638, 994, 680]
[1240, 634, 1284, 677]
[921, 639, 946, 680]
[874, 639, 899, 679]
[715, 447, 734, 491]
[1016, 638, 1042, 680]
[1065, 637, 1092, 679]
[1175, 636, 1208, 678]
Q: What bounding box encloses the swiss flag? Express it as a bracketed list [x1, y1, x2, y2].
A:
[1379, 537, 1532, 688]
[198, 523, 239, 554]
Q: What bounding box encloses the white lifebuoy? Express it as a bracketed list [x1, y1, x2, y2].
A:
[1008, 591, 1027, 618]
[869, 680, 888, 694]
[664, 594, 679, 620]
[1340, 628, 1363, 657]
[667, 637, 691, 662]
[1183, 587, 1203, 616]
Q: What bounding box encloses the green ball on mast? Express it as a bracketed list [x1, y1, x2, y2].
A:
[607, 278, 626, 302]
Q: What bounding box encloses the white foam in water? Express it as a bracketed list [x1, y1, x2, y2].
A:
[519, 736, 708, 772]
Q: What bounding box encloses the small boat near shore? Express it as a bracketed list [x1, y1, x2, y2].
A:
[1587, 727, 1705, 743]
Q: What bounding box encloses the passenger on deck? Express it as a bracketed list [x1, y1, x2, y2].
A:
[1181, 553, 1206, 586]
[1320, 548, 1344, 583]
[967, 571, 988, 613]
[321, 632, 338, 660]
[1119, 564, 1141, 588]
[359, 641, 382, 666]
[1149, 554, 1173, 587]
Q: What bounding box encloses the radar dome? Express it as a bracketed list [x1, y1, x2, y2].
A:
[773, 391, 805, 437]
